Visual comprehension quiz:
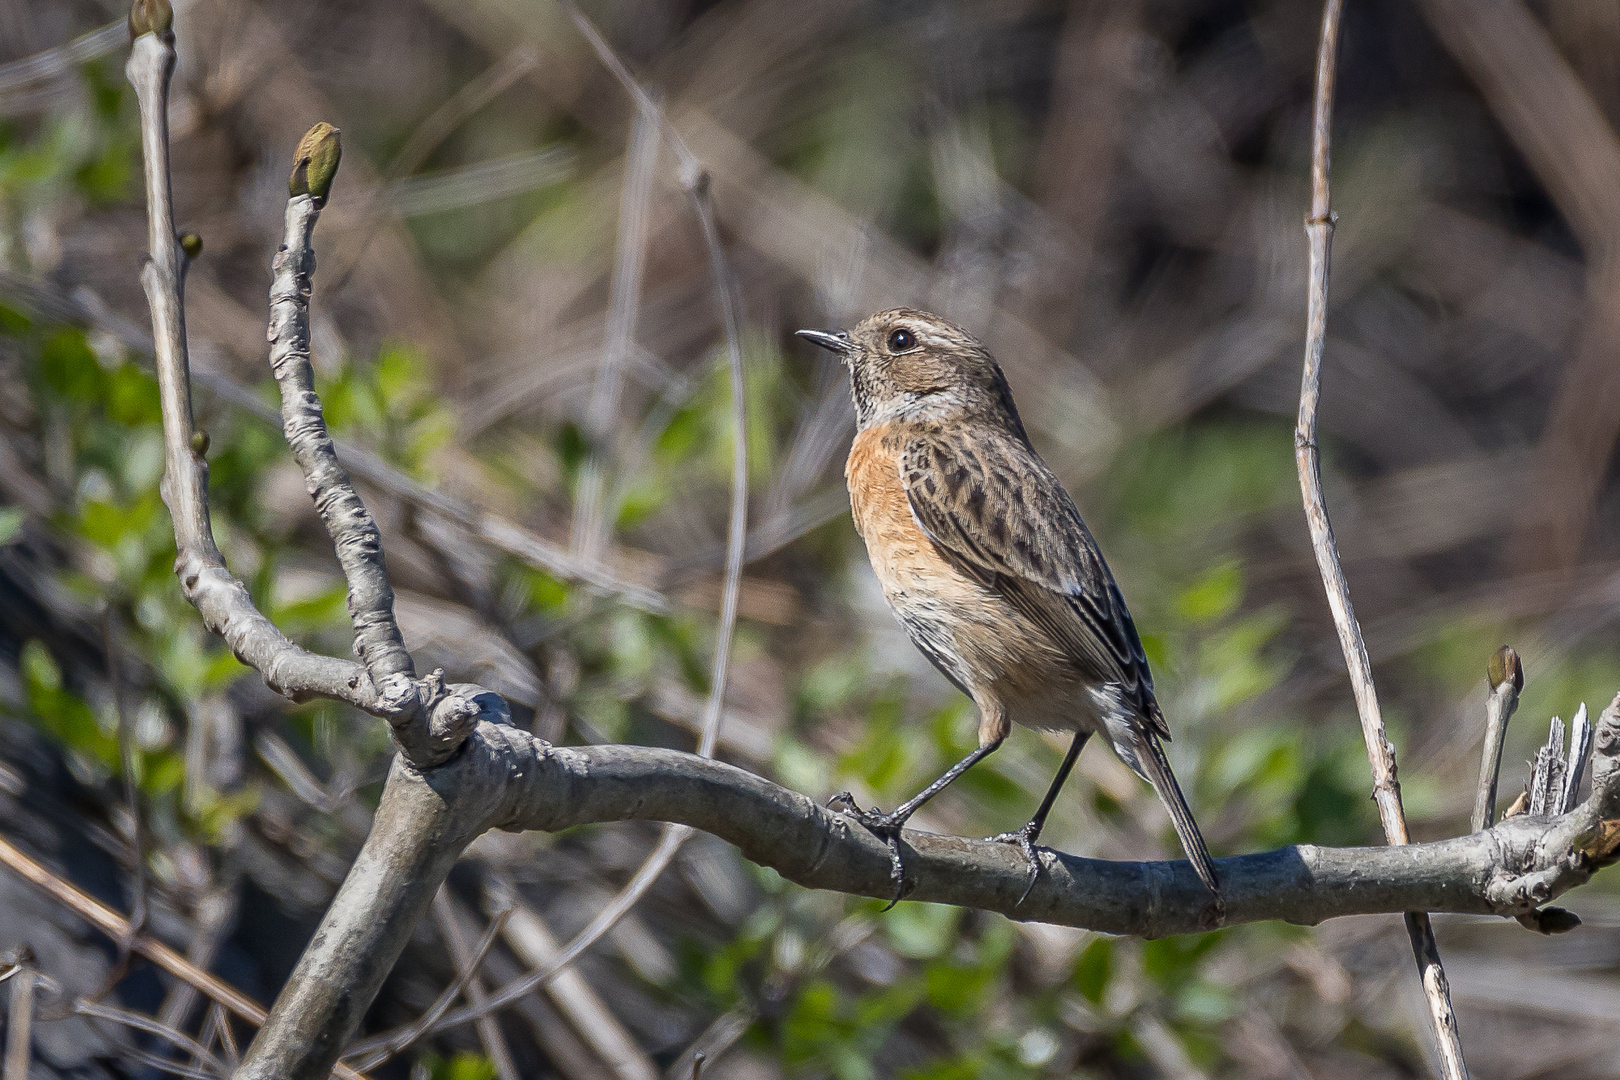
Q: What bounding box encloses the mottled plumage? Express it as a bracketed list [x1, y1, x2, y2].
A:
[798, 308, 1218, 902]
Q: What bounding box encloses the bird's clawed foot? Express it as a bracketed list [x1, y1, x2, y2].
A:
[987, 819, 1047, 906]
[828, 791, 911, 909]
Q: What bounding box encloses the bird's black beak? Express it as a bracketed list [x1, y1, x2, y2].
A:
[795, 328, 854, 355]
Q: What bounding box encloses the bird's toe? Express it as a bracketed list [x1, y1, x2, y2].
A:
[986, 822, 1046, 905]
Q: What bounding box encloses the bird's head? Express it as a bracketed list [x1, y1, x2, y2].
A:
[796, 308, 1024, 433]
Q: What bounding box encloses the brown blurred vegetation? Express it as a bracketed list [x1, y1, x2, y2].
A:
[5, 0, 1620, 1076]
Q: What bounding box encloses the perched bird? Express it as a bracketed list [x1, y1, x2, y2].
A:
[797, 309, 1218, 904]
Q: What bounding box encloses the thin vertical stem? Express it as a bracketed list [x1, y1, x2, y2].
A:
[574, 99, 661, 562]
[1472, 647, 1522, 833]
[431, 889, 520, 1080]
[105, 609, 148, 941]
[3, 970, 33, 1080]
[1294, 2, 1469, 1076]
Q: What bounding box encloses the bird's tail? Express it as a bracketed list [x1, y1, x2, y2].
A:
[1136, 736, 1219, 894]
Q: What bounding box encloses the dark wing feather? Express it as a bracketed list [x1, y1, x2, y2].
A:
[899, 426, 1165, 734]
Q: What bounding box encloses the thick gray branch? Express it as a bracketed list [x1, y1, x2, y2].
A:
[233, 699, 1620, 1079]
[487, 729, 1620, 936]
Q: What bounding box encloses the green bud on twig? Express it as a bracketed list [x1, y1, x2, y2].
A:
[191, 430, 210, 457]
[288, 123, 342, 202]
[179, 232, 202, 260]
[1488, 645, 1523, 694]
[127, 0, 173, 40]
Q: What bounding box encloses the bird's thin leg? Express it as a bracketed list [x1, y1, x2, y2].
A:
[829, 738, 1004, 908]
[990, 730, 1090, 904]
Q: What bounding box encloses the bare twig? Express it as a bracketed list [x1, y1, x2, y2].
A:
[1472, 646, 1522, 832]
[344, 905, 511, 1072]
[3, 968, 33, 1080]
[214, 1002, 240, 1065]
[688, 179, 749, 761]
[0, 19, 123, 96]
[665, 1007, 752, 1080]
[484, 885, 658, 1080]
[0, 835, 370, 1080]
[564, 7, 700, 182]
[73, 996, 226, 1077]
[105, 606, 148, 957]
[268, 167, 464, 765]
[429, 889, 520, 1080]
[393, 49, 541, 182]
[574, 98, 661, 562]
[156, 887, 238, 1037]
[381, 147, 574, 217]
[1298, 0, 1405, 848]
[0, 834, 254, 1021]
[392, 10, 756, 1048]
[401, 823, 689, 1039]
[21, 963, 246, 1080]
[1294, 3, 1469, 1076]
[325, 44, 541, 292]
[125, 32, 389, 718]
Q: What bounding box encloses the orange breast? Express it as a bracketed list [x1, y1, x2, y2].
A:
[845, 424, 993, 632]
[846, 425, 935, 584]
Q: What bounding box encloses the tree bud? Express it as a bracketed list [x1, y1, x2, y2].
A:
[1488, 645, 1523, 693]
[128, 0, 173, 40]
[288, 122, 342, 202]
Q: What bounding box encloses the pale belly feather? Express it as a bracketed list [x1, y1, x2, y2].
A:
[847, 427, 1112, 739]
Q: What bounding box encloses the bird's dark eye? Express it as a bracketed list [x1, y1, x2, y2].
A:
[887, 328, 916, 352]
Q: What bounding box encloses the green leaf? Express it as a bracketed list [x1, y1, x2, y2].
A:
[1072, 936, 1113, 1003]
[424, 1052, 495, 1080]
[0, 506, 25, 545]
[1177, 562, 1243, 624]
[1142, 930, 1224, 990]
[884, 902, 959, 960]
[20, 640, 61, 692]
[40, 329, 101, 402]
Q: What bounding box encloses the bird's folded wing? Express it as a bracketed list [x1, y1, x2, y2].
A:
[898, 427, 1164, 732]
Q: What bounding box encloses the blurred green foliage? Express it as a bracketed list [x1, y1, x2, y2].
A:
[425, 1050, 498, 1080]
